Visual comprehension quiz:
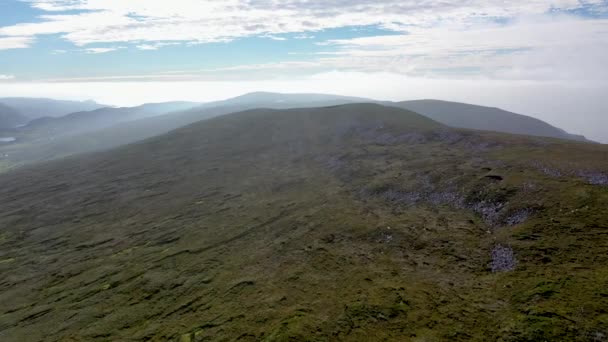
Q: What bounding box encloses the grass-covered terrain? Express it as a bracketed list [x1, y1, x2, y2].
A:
[0, 95, 363, 173]
[0, 104, 607, 341]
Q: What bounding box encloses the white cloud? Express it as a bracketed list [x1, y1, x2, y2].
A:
[294, 34, 315, 40]
[2, 1, 605, 46]
[314, 16, 608, 81]
[264, 35, 287, 41]
[83, 47, 123, 54]
[0, 36, 34, 50]
[136, 44, 159, 51]
[0, 1, 603, 82]
[0, 74, 16, 80]
[37, 61, 325, 82]
[22, 12, 608, 83]
[135, 42, 181, 51]
[0, 1, 604, 82]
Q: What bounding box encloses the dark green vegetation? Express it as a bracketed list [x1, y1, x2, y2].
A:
[0, 104, 607, 341]
[397, 100, 589, 142]
[0, 93, 591, 174]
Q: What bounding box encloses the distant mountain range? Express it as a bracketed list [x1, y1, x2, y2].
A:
[0, 97, 105, 119]
[0, 103, 28, 130]
[394, 99, 589, 142]
[22, 101, 201, 138]
[2, 92, 589, 142]
[0, 92, 595, 172]
[200, 91, 369, 108]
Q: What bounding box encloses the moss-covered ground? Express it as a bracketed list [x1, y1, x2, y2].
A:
[0, 104, 607, 341]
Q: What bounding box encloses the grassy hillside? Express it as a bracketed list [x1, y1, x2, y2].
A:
[0, 102, 204, 172]
[0, 105, 240, 172]
[396, 100, 589, 142]
[0, 94, 591, 173]
[0, 104, 607, 341]
[0, 97, 363, 171]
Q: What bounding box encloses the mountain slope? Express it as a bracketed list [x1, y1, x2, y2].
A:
[0, 97, 105, 119]
[1, 104, 607, 341]
[22, 101, 201, 138]
[0, 93, 594, 173]
[198, 91, 369, 108]
[0, 103, 28, 129]
[397, 99, 589, 142]
[0, 94, 365, 170]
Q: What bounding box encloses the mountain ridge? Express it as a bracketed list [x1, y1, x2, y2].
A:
[0, 97, 106, 119]
[395, 99, 590, 142]
[0, 103, 28, 130]
[0, 93, 596, 173]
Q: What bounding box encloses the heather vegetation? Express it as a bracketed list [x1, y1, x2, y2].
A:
[0, 104, 606, 341]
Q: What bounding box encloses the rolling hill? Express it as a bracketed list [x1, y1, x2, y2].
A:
[0, 93, 594, 173]
[0, 97, 105, 119]
[0, 104, 607, 341]
[199, 93, 591, 142]
[0, 103, 27, 130]
[0, 94, 363, 171]
[22, 101, 201, 138]
[196, 91, 368, 109]
[396, 100, 589, 142]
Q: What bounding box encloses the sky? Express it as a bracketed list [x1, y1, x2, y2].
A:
[0, 0, 607, 142]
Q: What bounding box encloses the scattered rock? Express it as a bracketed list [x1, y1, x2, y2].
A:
[470, 201, 505, 226]
[577, 171, 608, 186]
[505, 208, 533, 226]
[534, 163, 563, 178]
[377, 232, 393, 244]
[491, 245, 517, 272]
[427, 191, 465, 208]
[434, 129, 463, 144]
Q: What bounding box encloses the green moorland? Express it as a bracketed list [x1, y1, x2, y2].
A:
[0, 104, 607, 341]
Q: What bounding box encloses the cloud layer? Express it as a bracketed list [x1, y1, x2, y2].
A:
[317, 16, 608, 81]
[0, 36, 33, 50]
[1, 0, 606, 82]
[2, 0, 606, 46]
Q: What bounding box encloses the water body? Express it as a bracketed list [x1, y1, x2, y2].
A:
[0, 137, 16, 143]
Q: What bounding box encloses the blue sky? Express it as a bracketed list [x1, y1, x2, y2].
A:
[0, 0, 607, 142]
[1, 0, 606, 82]
[0, 25, 399, 80]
